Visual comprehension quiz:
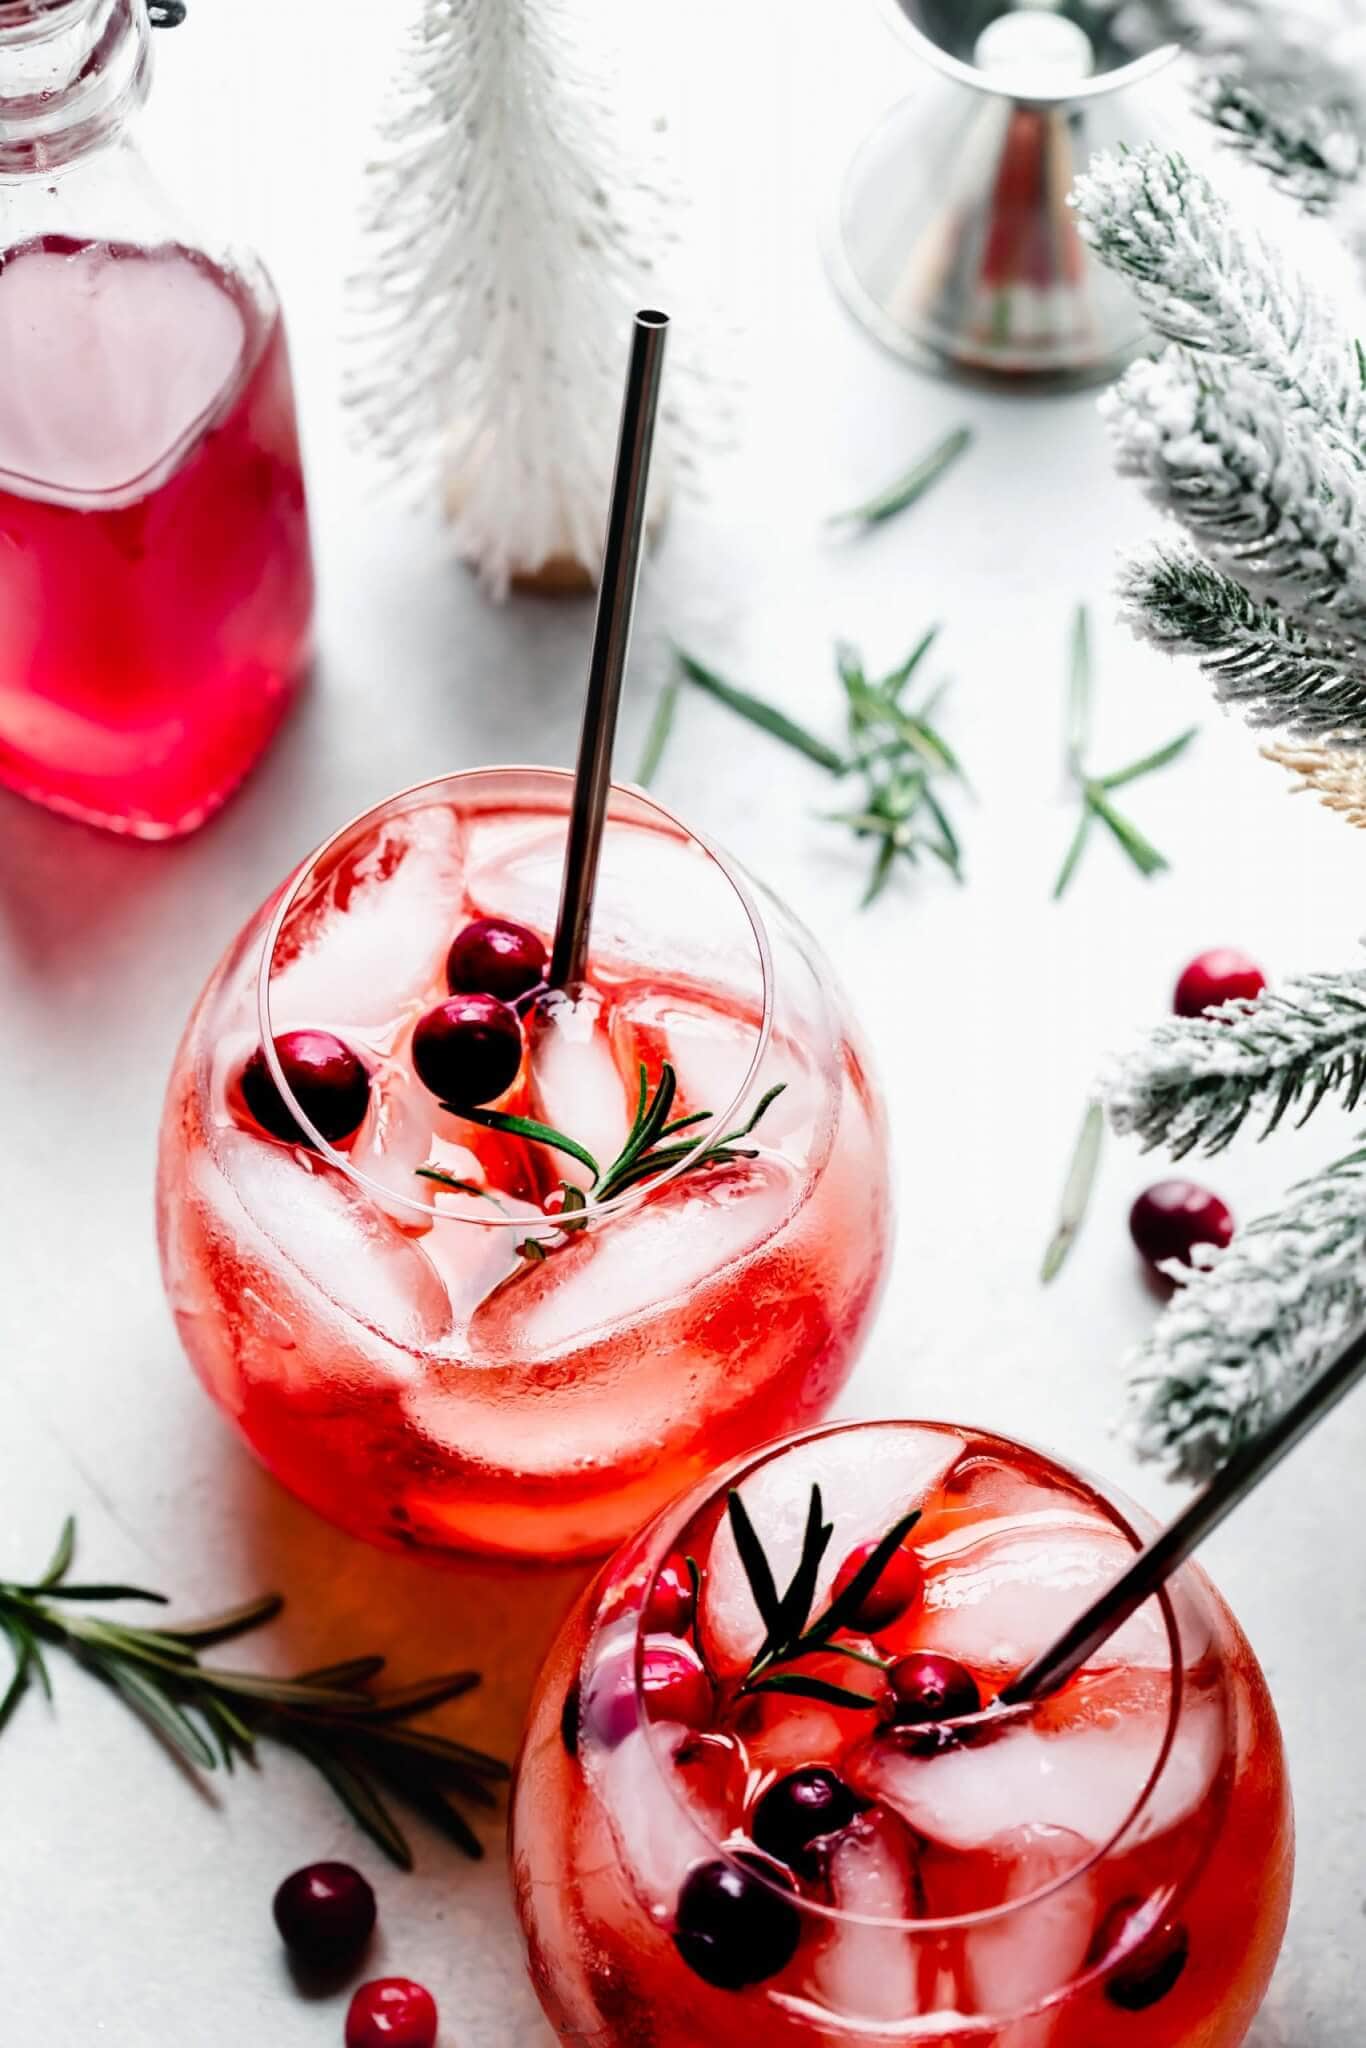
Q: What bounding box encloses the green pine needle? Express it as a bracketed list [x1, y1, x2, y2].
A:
[1054, 605, 1196, 899]
[828, 425, 974, 531]
[636, 674, 681, 787]
[675, 650, 846, 772]
[1041, 1103, 1105, 1284]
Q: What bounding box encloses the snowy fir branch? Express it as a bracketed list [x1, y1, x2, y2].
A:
[1197, 70, 1364, 214]
[1083, 39, 1366, 1473]
[1103, 351, 1366, 626]
[349, 0, 677, 596]
[1118, 547, 1366, 744]
[1073, 147, 1366, 456]
[1128, 1143, 1366, 1478]
[1116, 0, 1366, 211]
[1103, 966, 1366, 1157]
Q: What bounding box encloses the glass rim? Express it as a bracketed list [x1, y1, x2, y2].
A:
[875, 0, 1180, 105]
[256, 765, 776, 1231]
[628, 1418, 1197, 1954]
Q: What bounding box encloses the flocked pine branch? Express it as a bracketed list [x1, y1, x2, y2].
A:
[1197, 70, 1365, 213]
[1119, 546, 1366, 744]
[349, 0, 678, 597]
[1103, 964, 1366, 1156]
[1073, 147, 1366, 457]
[1129, 1142, 1366, 1477]
[1084, 43, 1366, 1475]
[1116, 0, 1366, 211]
[1103, 352, 1366, 627]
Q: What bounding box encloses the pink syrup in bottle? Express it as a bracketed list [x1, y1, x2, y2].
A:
[0, 235, 315, 838]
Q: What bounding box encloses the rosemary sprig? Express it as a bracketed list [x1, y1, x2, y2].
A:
[725, 1484, 922, 1710]
[0, 1519, 507, 1869]
[425, 1062, 785, 1223]
[827, 424, 974, 532]
[1054, 605, 1198, 900]
[419, 1065, 786, 1266]
[677, 632, 970, 907]
[1040, 1101, 1105, 1284]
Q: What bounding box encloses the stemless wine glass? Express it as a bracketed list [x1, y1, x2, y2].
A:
[157, 768, 892, 1563]
[512, 1420, 1293, 2047]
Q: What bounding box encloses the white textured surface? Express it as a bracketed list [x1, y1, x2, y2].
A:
[1, 4, 1362, 2043]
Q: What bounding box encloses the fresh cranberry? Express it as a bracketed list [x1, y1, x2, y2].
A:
[345, 1978, 438, 2048]
[583, 1636, 714, 1748]
[411, 993, 522, 1108]
[447, 916, 548, 1004]
[1090, 1899, 1191, 2011]
[271, 1861, 376, 1966]
[1130, 1181, 1234, 1272]
[887, 1652, 981, 1726]
[645, 1554, 697, 1636]
[751, 1766, 864, 1878]
[831, 1538, 924, 1634]
[241, 1032, 370, 1147]
[1174, 948, 1265, 1018]
[673, 1852, 802, 1990]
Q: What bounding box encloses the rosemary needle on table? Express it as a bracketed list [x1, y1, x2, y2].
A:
[0, 1517, 507, 1868]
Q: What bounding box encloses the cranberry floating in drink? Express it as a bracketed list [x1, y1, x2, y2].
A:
[512, 1421, 1292, 2046]
[0, 0, 313, 838]
[157, 770, 892, 1561]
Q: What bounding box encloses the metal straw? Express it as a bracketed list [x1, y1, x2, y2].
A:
[549, 310, 670, 990]
[1001, 1312, 1366, 1706]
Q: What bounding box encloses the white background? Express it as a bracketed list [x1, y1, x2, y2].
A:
[2, 3, 1364, 2042]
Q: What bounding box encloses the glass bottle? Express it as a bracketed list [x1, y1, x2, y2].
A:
[0, 0, 315, 839]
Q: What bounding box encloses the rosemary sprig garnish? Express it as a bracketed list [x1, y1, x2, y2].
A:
[725, 1484, 921, 1710]
[1054, 605, 1198, 900]
[676, 632, 970, 906]
[1040, 1101, 1105, 1285]
[0, 1519, 507, 1868]
[421, 1063, 785, 1229]
[827, 424, 974, 532]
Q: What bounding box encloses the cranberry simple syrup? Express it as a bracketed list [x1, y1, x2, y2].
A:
[0, 235, 314, 837]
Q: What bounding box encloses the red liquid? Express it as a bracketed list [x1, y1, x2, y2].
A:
[0, 237, 314, 838]
[513, 1423, 1293, 2047]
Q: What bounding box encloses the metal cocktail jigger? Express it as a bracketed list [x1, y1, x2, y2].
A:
[829, 2, 1186, 388]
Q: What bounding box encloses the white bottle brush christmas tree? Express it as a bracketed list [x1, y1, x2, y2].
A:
[1072, 86, 1366, 1478]
[349, 0, 677, 599]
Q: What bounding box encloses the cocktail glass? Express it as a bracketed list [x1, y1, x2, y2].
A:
[512, 1418, 1292, 2045]
[157, 768, 892, 1563]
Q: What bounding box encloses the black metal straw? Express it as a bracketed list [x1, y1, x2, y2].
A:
[549, 311, 670, 990]
[1002, 1313, 1366, 1706]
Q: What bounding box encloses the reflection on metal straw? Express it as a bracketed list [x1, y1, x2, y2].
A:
[1002, 1314, 1366, 1704]
[549, 311, 670, 990]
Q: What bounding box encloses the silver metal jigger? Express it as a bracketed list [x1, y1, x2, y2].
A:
[828, 2, 1187, 389]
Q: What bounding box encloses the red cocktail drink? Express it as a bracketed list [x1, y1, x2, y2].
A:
[158, 771, 891, 1562]
[512, 1420, 1292, 2044]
